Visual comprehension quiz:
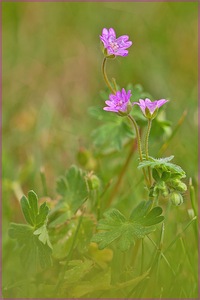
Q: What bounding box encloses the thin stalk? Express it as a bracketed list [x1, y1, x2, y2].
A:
[112, 77, 118, 91]
[140, 239, 144, 274]
[145, 119, 153, 186]
[54, 213, 84, 296]
[147, 236, 176, 276]
[102, 57, 116, 94]
[131, 239, 141, 267]
[128, 115, 143, 161]
[107, 138, 137, 207]
[180, 237, 197, 282]
[164, 216, 197, 254]
[189, 177, 197, 216]
[96, 191, 101, 220]
[155, 223, 165, 296]
[12, 181, 24, 202]
[127, 114, 149, 185]
[40, 167, 48, 196]
[189, 178, 198, 245]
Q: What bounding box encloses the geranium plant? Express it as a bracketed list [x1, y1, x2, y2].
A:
[7, 27, 197, 299]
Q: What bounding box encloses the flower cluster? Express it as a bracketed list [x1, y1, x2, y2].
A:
[100, 28, 168, 117]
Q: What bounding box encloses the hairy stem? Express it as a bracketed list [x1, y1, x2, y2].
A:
[102, 57, 116, 94]
[107, 138, 137, 207]
[145, 119, 153, 186]
[128, 115, 143, 161]
[54, 213, 83, 296]
[127, 114, 149, 185]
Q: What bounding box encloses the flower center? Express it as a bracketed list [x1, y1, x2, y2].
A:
[109, 41, 119, 52]
[116, 100, 123, 108]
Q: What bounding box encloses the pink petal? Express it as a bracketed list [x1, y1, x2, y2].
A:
[103, 107, 118, 112]
[115, 49, 128, 56]
[156, 99, 169, 108]
[109, 28, 116, 38]
[146, 101, 157, 114]
[139, 99, 146, 106]
[102, 28, 108, 37]
[100, 36, 109, 47]
[117, 35, 129, 42]
[109, 94, 117, 101]
[126, 90, 132, 99]
[116, 91, 121, 99]
[106, 46, 115, 55]
[105, 100, 114, 107]
[144, 98, 152, 104]
[120, 103, 128, 112]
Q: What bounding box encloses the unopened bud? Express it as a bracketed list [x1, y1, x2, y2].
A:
[87, 174, 101, 191]
[170, 192, 184, 206]
[77, 147, 90, 167]
[167, 179, 187, 192]
[174, 180, 187, 192]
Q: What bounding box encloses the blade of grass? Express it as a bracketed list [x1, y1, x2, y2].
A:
[40, 167, 48, 196]
[54, 212, 84, 296]
[189, 177, 197, 216]
[164, 216, 197, 254]
[180, 237, 198, 282]
[12, 181, 24, 202]
[140, 239, 144, 275]
[147, 236, 176, 276]
[155, 223, 165, 296]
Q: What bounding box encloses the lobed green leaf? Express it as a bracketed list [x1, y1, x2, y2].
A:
[9, 223, 52, 271]
[56, 165, 88, 215]
[20, 190, 49, 228]
[92, 201, 164, 251]
[138, 156, 186, 178]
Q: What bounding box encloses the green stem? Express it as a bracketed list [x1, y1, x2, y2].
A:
[127, 115, 149, 185]
[145, 119, 153, 186]
[145, 119, 152, 160]
[163, 216, 197, 255]
[102, 57, 116, 94]
[127, 115, 143, 161]
[54, 213, 84, 296]
[40, 167, 48, 196]
[107, 138, 137, 207]
[112, 77, 118, 91]
[140, 239, 144, 275]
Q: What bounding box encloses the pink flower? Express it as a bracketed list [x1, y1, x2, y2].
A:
[133, 98, 169, 119]
[103, 88, 132, 115]
[100, 28, 132, 57]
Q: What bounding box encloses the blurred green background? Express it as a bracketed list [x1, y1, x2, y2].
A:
[2, 1, 198, 297]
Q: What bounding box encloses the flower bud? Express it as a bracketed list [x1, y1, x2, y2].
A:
[170, 192, 184, 206]
[153, 181, 169, 198]
[87, 174, 101, 191]
[174, 180, 187, 192]
[152, 186, 159, 198]
[161, 187, 169, 198]
[76, 147, 90, 167]
[167, 179, 187, 192]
